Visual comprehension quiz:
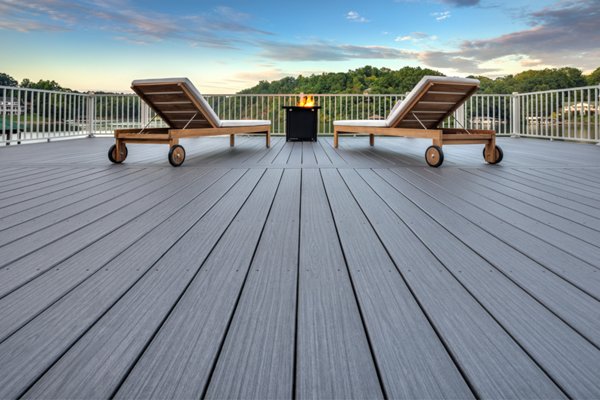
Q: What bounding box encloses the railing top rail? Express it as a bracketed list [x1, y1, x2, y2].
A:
[514, 85, 600, 96]
[1, 84, 599, 97]
[202, 93, 407, 97]
[0, 86, 90, 96]
[471, 93, 513, 97]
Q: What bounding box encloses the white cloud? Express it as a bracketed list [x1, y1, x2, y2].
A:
[394, 32, 438, 42]
[432, 11, 451, 21]
[346, 11, 369, 23]
[258, 40, 413, 61]
[415, 0, 600, 74]
[0, 0, 271, 48]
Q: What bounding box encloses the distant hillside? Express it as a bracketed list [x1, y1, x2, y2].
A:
[239, 66, 600, 95]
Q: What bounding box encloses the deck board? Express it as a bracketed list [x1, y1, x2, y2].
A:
[338, 168, 564, 399]
[0, 136, 599, 399]
[377, 168, 600, 346]
[0, 169, 258, 399]
[204, 169, 300, 399]
[321, 169, 473, 399]
[295, 169, 382, 399]
[109, 170, 281, 400]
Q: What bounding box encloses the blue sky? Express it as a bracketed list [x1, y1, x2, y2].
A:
[1, 0, 598, 92]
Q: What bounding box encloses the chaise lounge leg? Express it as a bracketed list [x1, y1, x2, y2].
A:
[266, 130, 271, 148]
[230, 134, 235, 147]
[369, 134, 374, 146]
[114, 139, 122, 162]
[334, 130, 339, 148]
[484, 137, 496, 162]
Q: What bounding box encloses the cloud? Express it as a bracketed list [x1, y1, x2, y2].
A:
[394, 32, 438, 42]
[346, 11, 369, 23]
[441, 0, 479, 6]
[0, 0, 271, 48]
[233, 69, 288, 82]
[432, 11, 451, 21]
[258, 40, 413, 61]
[395, 0, 479, 7]
[415, 0, 600, 74]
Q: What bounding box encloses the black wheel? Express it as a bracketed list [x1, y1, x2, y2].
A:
[168, 144, 186, 167]
[108, 144, 127, 164]
[483, 145, 503, 164]
[425, 145, 444, 167]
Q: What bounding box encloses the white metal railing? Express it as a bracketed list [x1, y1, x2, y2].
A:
[1, 86, 90, 145]
[2, 85, 599, 145]
[513, 86, 600, 142]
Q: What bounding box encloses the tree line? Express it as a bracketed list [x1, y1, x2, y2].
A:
[2, 65, 600, 96]
[240, 66, 600, 95]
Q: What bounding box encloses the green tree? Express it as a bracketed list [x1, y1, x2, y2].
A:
[20, 78, 72, 92]
[0, 72, 18, 87]
[239, 66, 445, 95]
[587, 67, 600, 85]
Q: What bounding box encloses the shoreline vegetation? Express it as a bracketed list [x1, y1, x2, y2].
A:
[1, 66, 600, 96]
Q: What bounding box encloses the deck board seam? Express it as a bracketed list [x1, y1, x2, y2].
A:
[0, 168, 203, 298]
[460, 168, 600, 222]
[108, 168, 269, 398]
[437, 167, 600, 235]
[333, 168, 478, 399]
[318, 168, 393, 399]
[417, 169, 600, 273]
[200, 169, 284, 398]
[360, 168, 573, 398]
[0, 168, 238, 344]
[0, 168, 179, 270]
[378, 168, 600, 351]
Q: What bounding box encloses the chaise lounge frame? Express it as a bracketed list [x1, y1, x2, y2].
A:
[109, 78, 271, 167]
[333, 76, 502, 167]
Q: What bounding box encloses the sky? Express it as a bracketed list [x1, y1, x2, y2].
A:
[0, 0, 598, 93]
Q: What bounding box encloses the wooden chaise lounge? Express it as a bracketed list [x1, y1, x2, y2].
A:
[333, 76, 502, 167]
[108, 78, 271, 167]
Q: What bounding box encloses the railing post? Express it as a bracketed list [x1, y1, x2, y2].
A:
[511, 92, 520, 137]
[87, 92, 95, 137]
[454, 104, 465, 129]
[141, 103, 149, 127]
[597, 85, 600, 145]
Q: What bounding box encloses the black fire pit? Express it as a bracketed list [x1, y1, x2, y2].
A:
[282, 106, 321, 141]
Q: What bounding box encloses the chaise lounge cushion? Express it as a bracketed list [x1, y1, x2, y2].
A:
[220, 120, 271, 127]
[333, 119, 388, 127]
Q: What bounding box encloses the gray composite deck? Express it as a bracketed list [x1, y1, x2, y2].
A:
[0, 135, 599, 399]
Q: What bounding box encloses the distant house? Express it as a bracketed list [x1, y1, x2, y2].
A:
[0, 98, 25, 115]
[561, 102, 597, 114]
[471, 116, 498, 126]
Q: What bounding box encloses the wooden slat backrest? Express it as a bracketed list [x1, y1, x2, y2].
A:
[132, 80, 219, 129]
[390, 80, 479, 129]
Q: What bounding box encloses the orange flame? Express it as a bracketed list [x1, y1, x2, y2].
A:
[297, 95, 315, 107]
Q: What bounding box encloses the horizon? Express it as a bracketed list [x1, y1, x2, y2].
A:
[1, 0, 598, 93]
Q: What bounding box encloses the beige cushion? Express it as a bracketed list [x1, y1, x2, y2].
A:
[334, 119, 388, 127]
[220, 119, 271, 127]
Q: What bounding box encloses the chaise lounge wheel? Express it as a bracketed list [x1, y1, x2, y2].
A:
[483, 145, 503, 164]
[108, 144, 127, 164]
[425, 145, 444, 167]
[168, 144, 186, 167]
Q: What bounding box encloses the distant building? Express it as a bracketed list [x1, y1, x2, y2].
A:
[0, 98, 25, 115]
[561, 102, 597, 114]
[471, 116, 498, 126]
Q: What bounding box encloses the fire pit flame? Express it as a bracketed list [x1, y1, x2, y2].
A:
[297, 94, 315, 107]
